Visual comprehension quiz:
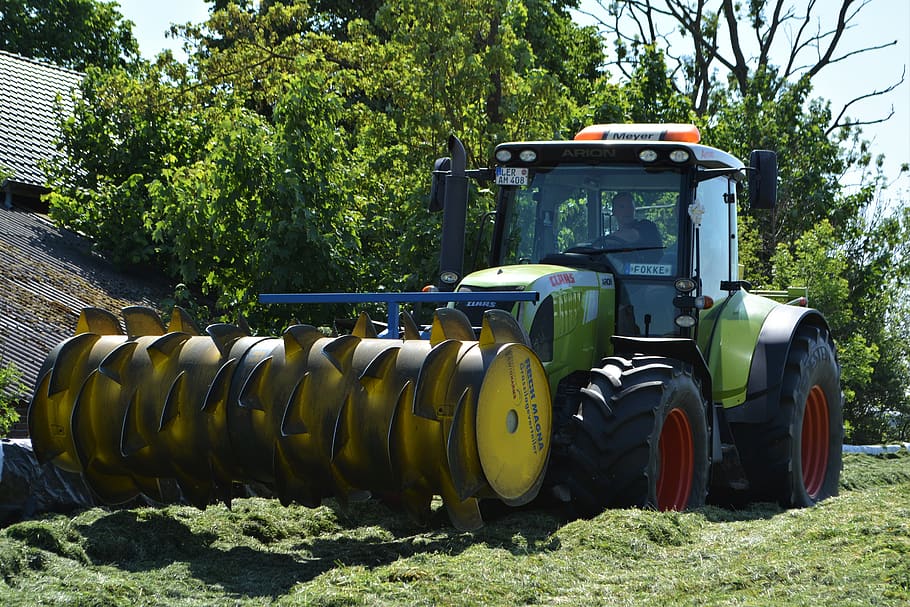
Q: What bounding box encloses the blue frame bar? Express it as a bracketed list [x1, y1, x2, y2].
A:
[259, 291, 539, 339]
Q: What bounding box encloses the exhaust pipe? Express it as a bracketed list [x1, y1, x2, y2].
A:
[437, 135, 469, 291]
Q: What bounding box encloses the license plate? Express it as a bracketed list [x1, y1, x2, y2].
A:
[495, 167, 529, 186]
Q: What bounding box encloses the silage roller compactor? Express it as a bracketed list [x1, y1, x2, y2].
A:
[28, 299, 551, 531]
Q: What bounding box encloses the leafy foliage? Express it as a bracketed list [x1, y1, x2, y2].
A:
[701, 75, 852, 274]
[759, 184, 910, 442]
[769, 222, 877, 409]
[46, 62, 205, 267]
[0, 0, 139, 70]
[46, 0, 599, 327]
[0, 362, 24, 436]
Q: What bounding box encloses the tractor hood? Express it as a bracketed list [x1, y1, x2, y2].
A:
[457, 265, 614, 327]
[456, 264, 605, 332]
[457, 265, 616, 390]
[459, 264, 609, 292]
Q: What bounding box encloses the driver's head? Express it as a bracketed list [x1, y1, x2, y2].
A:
[612, 192, 635, 226]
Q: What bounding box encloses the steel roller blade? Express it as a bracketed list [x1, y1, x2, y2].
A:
[27, 306, 552, 529]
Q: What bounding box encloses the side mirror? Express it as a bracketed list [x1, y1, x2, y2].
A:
[428, 157, 451, 212]
[748, 150, 777, 209]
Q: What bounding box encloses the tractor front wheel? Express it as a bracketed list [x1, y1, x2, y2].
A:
[562, 356, 709, 516]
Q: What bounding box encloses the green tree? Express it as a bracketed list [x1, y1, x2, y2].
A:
[587, 44, 695, 125]
[334, 0, 593, 291]
[46, 61, 207, 267]
[769, 221, 878, 412]
[144, 70, 359, 327]
[703, 74, 855, 276]
[768, 210, 910, 443]
[0, 0, 139, 70]
[47, 1, 603, 328]
[587, 0, 903, 271]
[840, 202, 910, 442]
[0, 362, 25, 436]
[519, 0, 604, 105]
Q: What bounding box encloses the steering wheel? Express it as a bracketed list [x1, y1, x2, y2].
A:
[563, 234, 625, 255]
[591, 233, 626, 249]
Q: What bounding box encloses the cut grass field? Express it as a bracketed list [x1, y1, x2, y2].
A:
[1, 452, 908, 606]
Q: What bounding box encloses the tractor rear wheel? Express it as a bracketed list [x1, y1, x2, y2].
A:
[562, 356, 709, 516]
[734, 324, 843, 507]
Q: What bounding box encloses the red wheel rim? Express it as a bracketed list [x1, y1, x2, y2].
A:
[802, 385, 830, 498]
[657, 407, 694, 510]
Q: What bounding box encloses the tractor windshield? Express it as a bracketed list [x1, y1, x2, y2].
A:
[496, 165, 685, 277]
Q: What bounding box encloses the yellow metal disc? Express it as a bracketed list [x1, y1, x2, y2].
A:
[476, 343, 551, 501]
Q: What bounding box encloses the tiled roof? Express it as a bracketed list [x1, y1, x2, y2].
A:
[0, 50, 83, 190]
[0, 206, 169, 400]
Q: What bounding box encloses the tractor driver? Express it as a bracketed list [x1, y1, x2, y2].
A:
[602, 192, 663, 262]
[609, 192, 660, 245]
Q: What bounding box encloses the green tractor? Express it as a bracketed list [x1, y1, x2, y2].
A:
[28, 123, 842, 530]
[434, 123, 842, 515]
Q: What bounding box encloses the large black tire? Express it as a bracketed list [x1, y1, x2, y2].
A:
[562, 356, 710, 517]
[733, 323, 843, 507]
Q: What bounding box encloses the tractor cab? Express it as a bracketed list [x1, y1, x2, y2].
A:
[482, 123, 766, 340]
[491, 157, 691, 338]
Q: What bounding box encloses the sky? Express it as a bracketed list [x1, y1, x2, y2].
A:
[117, 0, 909, 195]
[806, 0, 910, 196]
[118, 0, 210, 60]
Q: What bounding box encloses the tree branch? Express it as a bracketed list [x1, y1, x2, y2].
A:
[806, 0, 861, 79]
[823, 39, 899, 68]
[825, 66, 906, 136]
[755, 0, 788, 75]
[721, 0, 749, 94]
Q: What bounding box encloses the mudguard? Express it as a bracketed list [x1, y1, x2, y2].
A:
[612, 335, 713, 405]
[698, 289, 829, 421]
[725, 303, 829, 424]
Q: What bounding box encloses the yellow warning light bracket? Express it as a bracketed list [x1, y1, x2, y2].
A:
[575, 123, 701, 143]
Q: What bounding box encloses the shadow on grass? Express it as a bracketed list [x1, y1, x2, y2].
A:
[72, 509, 302, 598]
[696, 502, 785, 523]
[68, 499, 565, 600]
